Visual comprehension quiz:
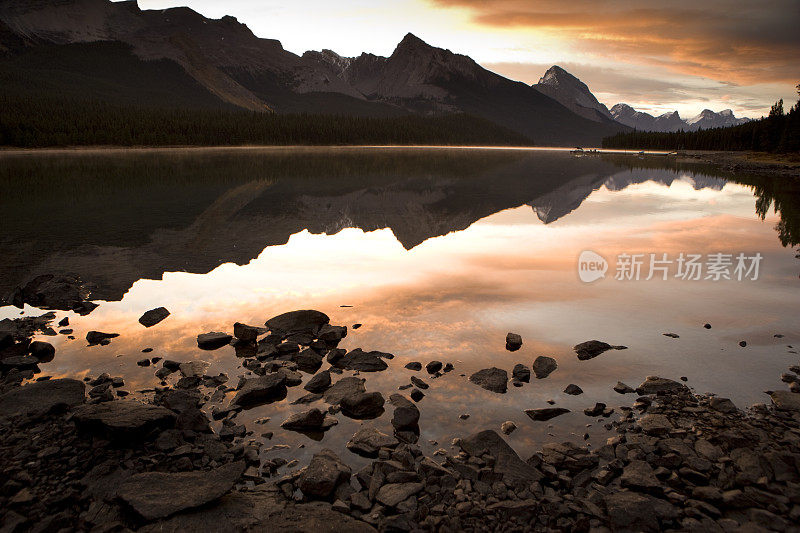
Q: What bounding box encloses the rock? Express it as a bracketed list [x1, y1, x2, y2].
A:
[297, 449, 351, 500]
[404, 362, 422, 371]
[532, 356, 557, 379]
[337, 349, 389, 372]
[501, 421, 517, 435]
[739, 340, 747, 347]
[460, 430, 542, 483]
[265, 310, 330, 337]
[376, 483, 424, 507]
[318, 324, 347, 345]
[584, 403, 606, 416]
[505, 333, 522, 351]
[613, 381, 636, 394]
[638, 413, 673, 435]
[525, 408, 570, 421]
[136, 359, 151, 367]
[304, 370, 332, 393]
[179, 360, 210, 378]
[410, 389, 424, 402]
[636, 376, 686, 395]
[233, 322, 266, 341]
[0, 378, 85, 419]
[292, 393, 323, 405]
[176, 408, 211, 432]
[323, 377, 366, 405]
[281, 408, 330, 430]
[340, 392, 385, 419]
[346, 426, 399, 457]
[292, 349, 323, 374]
[512, 364, 530, 383]
[704, 323, 712, 329]
[770, 390, 800, 411]
[117, 462, 244, 520]
[425, 361, 443, 374]
[564, 384, 583, 395]
[86, 331, 118, 345]
[138, 307, 170, 328]
[9, 273, 92, 312]
[231, 374, 288, 408]
[621, 460, 661, 492]
[28, 341, 55, 362]
[469, 367, 508, 393]
[197, 332, 232, 350]
[662, 333, 680, 338]
[605, 491, 674, 532]
[410, 376, 428, 390]
[574, 340, 626, 360]
[72, 400, 176, 438]
[709, 397, 737, 413]
[158, 389, 202, 412]
[391, 402, 420, 432]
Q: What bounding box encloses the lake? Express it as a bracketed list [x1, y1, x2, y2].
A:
[1, 146, 798, 468]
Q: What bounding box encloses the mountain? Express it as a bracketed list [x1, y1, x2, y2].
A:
[610, 103, 750, 132]
[0, 0, 629, 146]
[532, 66, 614, 123]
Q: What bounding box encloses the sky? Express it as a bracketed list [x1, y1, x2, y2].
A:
[134, 0, 800, 119]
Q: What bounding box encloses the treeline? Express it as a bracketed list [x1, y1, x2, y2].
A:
[603, 89, 800, 153]
[0, 94, 532, 148]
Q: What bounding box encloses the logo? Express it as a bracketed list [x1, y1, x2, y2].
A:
[578, 250, 608, 283]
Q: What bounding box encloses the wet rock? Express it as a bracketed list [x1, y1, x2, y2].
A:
[410, 389, 424, 402]
[265, 310, 330, 337]
[613, 381, 636, 394]
[233, 322, 266, 341]
[704, 323, 712, 329]
[391, 398, 420, 432]
[574, 340, 626, 360]
[86, 331, 118, 345]
[376, 482, 424, 507]
[770, 390, 800, 411]
[28, 341, 55, 363]
[292, 349, 323, 374]
[410, 376, 428, 390]
[281, 408, 336, 431]
[136, 359, 151, 367]
[460, 430, 542, 483]
[318, 324, 347, 345]
[469, 367, 508, 393]
[563, 384, 583, 395]
[512, 364, 530, 383]
[404, 362, 422, 371]
[0, 378, 85, 419]
[340, 392, 385, 419]
[304, 370, 332, 393]
[505, 333, 522, 351]
[662, 333, 680, 338]
[532, 356, 557, 379]
[501, 421, 517, 435]
[197, 332, 232, 350]
[323, 377, 366, 405]
[72, 400, 175, 438]
[138, 307, 170, 328]
[425, 361, 443, 374]
[337, 349, 389, 372]
[621, 460, 661, 492]
[176, 408, 211, 432]
[179, 360, 210, 378]
[739, 340, 747, 347]
[346, 426, 399, 457]
[117, 462, 244, 520]
[297, 449, 351, 500]
[525, 408, 570, 421]
[709, 397, 737, 413]
[158, 389, 202, 412]
[231, 374, 288, 408]
[583, 402, 606, 416]
[638, 413, 673, 435]
[636, 376, 686, 395]
[605, 491, 675, 532]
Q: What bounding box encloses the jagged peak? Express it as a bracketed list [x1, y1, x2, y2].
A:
[610, 103, 635, 112]
[393, 32, 436, 56]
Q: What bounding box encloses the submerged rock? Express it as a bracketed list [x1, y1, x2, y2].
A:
[117, 462, 244, 520]
[281, 408, 337, 431]
[532, 356, 558, 379]
[265, 310, 330, 337]
[525, 408, 570, 421]
[574, 340, 626, 360]
[138, 307, 170, 328]
[636, 376, 686, 395]
[337, 349, 390, 372]
[469, 367, 508, 393]
[613, 381, 636, 394]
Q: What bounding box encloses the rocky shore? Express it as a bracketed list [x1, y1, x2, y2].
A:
[2, 309, 800, 532]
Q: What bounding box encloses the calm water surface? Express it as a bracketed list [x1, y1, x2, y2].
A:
[1, 147, 798, 468]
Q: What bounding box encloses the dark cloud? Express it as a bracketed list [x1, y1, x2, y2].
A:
[430, 0, 800, 84]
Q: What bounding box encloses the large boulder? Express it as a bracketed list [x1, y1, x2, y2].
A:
[265, 310, 330, 337]
[231, 374, 287, 408]
[0, 378, 85, 419]
[469, 367, 508, 393]
[460, 430, 542, 484]
[28, 341, 55, 363]
[297, 449, 351, 500]
[139, 307, 170, 328]
[72, 400, 176, 438]
[340, 392, 385, 419]
[304, 370, 331, 393]
[532, 356, 557, 379]
[117, 462, 244, 520]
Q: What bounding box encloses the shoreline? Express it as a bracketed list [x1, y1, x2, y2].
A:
[2, 310, 799, 532]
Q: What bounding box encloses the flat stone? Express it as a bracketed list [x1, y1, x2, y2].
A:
[532, 356, 557, 379]
[117, 462, 244, 520]
[138, 307, 170, 328]
[574, 340, 626, 360]
[281, 408, 329, 430]
[404, 362, 422, 371]
[337, 349, 389, 372]
[0, 378, 85, 419]
[613, 381, 636, 394]
[525, 408, 570, 421]
[564, 384, 583, 395]
[636, 376, 686, 395]
[638, 413, 673, 435]
[410, 376, 428, 390]
[265, 310, 330, 337]
[770, 390, 800, 411]
[86, 331, 119, 345]
[340, 392, 385, 419]
[72, 400, 176, 438]
[323, 377, 366, 405]
[376, 483, 424, 507]
[197, 332, 232, 350]
[346, 426, 399, 457]
[298, 449, 351, 499]
[460, 430, 542, 484]
[469, 367, 508, 393]
[231, 374, 287, 408]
